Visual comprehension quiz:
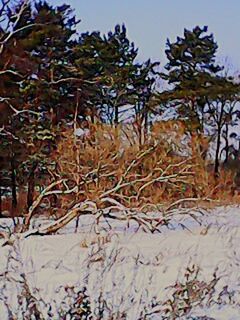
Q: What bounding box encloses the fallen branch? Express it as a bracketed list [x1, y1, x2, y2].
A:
[0, 201, 97, 246]
[23, 179, 77, 230]
[24, 201, 97, 238]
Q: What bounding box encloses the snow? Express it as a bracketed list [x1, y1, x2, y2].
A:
[74, 127, 90, 137]
[1, 206, 240, 318]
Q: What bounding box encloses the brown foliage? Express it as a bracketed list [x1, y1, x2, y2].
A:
[52, 121, 240, 210]
[2, 120, 239, 220]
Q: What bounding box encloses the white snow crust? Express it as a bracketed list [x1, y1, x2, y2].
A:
[1, 206, 240, 319]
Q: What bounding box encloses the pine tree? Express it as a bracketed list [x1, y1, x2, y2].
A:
[163, 26, 223, 132]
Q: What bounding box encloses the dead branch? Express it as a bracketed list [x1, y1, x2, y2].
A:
[23, 201, 97, 238]
[136, 172, 191, 200]
[0, 201, 97, 246]
[23, 179, 77, 230]
[0, 69, 24, 77]
[4, 99, 41, 116]
[119, 143, 158, 183]
[100, 173, 153, 198]
[100, 197, 127, 210]
[165, 197, 217, 212]
[0, 0, 44, 55]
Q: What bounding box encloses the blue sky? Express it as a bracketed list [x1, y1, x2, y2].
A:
[48, 0, 240, 70]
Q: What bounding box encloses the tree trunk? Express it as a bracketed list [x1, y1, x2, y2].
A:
[27, 162, 38, 209]
[114, 105, 119, 127]
[143, 108, 148, 143]
[224, 123, 229, 164]
[10, 156, 17, 215]
[214, 128, 221, 176]
[214, 103, 224, 177]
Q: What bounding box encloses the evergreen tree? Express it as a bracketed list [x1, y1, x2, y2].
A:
[162, 26, 223, 132]
[71, 24, 139, 125]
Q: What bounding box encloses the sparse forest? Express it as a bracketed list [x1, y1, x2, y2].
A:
[1, 1, 240, 319]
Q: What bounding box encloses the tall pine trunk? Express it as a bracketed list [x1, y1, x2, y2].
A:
[224, 123, 229, 164]
[27, 162, 38, 209]
[114, 105, 119, 127]
[10, 156, 17, 216]
[214, 125, 222, 176]
[214, 103, 224, 177]
[143, 108, 148, 144]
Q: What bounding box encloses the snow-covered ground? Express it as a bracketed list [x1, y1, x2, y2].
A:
[1, 206, 240, 319]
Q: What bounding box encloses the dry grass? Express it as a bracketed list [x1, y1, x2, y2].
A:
[52, 121, 240, 212]
[2, 120, 238, 221]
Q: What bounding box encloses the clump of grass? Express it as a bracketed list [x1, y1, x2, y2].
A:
[56, 286, 91, 320]
[163, 265, 218, 319]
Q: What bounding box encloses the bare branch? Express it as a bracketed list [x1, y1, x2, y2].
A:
[49, 77, 98, 85]
[0, 0, 44, 55]
[0, 0, 10, 20]
[23, 180, 67, 230]
[0, 69, 24, 77]
[23, 201, 97, 237]
[1, 98, 41, 117]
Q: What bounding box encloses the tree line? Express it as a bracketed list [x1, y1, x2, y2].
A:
[0, 0, 239, 216]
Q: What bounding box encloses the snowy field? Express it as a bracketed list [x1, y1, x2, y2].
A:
[1, 206, 240, 319]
